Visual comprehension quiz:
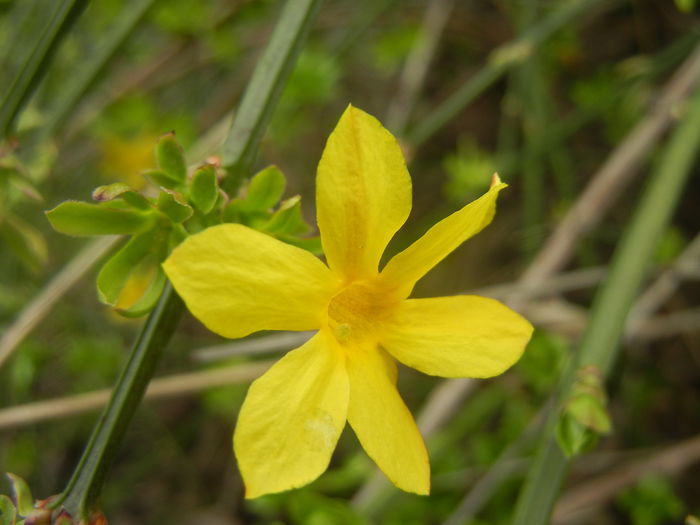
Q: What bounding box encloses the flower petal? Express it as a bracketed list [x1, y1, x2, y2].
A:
[234, 332, 349, 498]
[346, 342, 430, 494]
[317, 105, 412, 281]
[381, 295, 533, 378]
[380, 179, 507, 298]
[163, 223, 337, 339]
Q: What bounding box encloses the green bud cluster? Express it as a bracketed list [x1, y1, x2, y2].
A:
[45, 133, 318, 317]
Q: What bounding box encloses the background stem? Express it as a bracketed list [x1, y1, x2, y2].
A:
[512, 83, 700, 525]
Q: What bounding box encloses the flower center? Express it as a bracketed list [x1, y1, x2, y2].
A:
[327, 280, 397, 344]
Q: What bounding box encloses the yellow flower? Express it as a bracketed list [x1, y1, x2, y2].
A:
[163, 105, 533, 498]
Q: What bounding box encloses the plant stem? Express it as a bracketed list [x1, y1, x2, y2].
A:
[50, 0, 324, 519]
[0, 0, 89, 138]
[53, 283, 183, 517]
[221, 0, 323, 194]
[511, 83, 700, 525]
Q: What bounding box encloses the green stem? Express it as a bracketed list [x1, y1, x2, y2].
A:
[221, 0, 323, 193]
[49, 0, 324, 519]
[511, 84, 700, 525]
[53, 283, 183, 517]
[406, 0, 614, 147]
[0, 0, 90, 138]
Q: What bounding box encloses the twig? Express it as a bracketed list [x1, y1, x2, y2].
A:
[0, 236, 118, 369]
[0, 360, 272, 430]
[514, 42, 700, 305]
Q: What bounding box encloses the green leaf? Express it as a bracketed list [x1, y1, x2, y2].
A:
[675, 0, 696, 12]
[189, 164, 218, 214]
[157, 190, 193, 223]
[92, 183, 151, 210]
[155, 132, 187, 184]
[97, 229, 168, 316]
[6, 473, 32, 517]
[141, 169, 182, 190]
[0, 495, 17, 525]
[260, 195, 310, 236]
[0, 213, 47, 272]
[118, 268, 167, 318]
[278, 234, 322, 255]
[555, 414, 597, 458]
[222, 198, 267, 225]
[46, 201, 152, 235]
[245, 165, 286, 211]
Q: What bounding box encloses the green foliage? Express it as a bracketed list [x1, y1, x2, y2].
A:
[556, 366, 611, 457]
[96, 229, 167, 316]
[654, 227, 686, 265]
[442, 138, 496, 203]
[46, 201, 153, 235]
[156, 189, 192, 223]
[372, 23, 420, 72]
[155, 133, 187, 187]
[675, 0, 697, 12]
[617, 475, 684, 525]
[0, 494, 17, 525]
[223, 165, 320, 253]
[245, 165, 287, 212]
[189, 164, 218, 214]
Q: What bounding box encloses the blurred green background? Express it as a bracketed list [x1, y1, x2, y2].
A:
[1, 0, 700, 523]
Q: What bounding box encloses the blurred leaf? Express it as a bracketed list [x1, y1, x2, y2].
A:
[0, 494, 16, 525]
[287, 490, 366, 525]
[0, 213, 47, 271]
[6, 473, 32, 517]
[155, 132, 187, 185]
[246, 165, 286, 211]
[372, 23, 420, 72]
[516, 330, 567, 395]
[654, 228, 686, 265]
[150, 0, 212, 34]
[442, 138, 496, 203]
[189, 164, 218, 214]
[617, 475, 684, 525]
[555, 413, 597, 458]
[283, 49, 340, 104]
[556, 366, 611, 457]
[46, 201, 152, 235]
[98, 133, 156, 189]
[675, 0, 696, 12]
